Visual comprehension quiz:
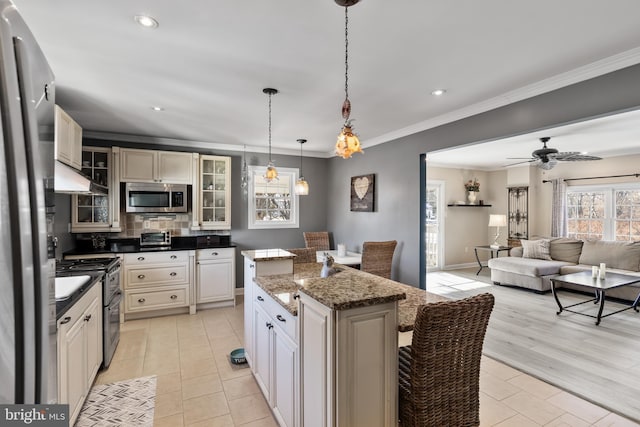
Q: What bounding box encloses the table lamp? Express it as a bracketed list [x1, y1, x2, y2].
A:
[489, 214, 507, 249]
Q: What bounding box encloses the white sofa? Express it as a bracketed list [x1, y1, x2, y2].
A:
[488, 238, 640, 301]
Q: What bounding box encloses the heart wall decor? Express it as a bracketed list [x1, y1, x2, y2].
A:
[350, 174, 375, 212]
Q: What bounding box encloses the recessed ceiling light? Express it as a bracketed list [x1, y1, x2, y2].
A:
[431, 89, 446, 96]
[151, 106, 164, 112]
[134, 15, 159, 29]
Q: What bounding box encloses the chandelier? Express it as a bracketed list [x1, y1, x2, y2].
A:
[295, 139, 309, 195]
[334, 0, 363, 159]
[263, 88, 278, 182]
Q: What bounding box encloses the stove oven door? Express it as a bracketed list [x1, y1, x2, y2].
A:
[103, 290, 122, 368]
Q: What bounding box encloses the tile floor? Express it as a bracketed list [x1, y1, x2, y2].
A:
[95, 297, 640, 427]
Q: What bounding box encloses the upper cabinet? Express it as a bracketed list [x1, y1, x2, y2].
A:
[120, 148, 193, 184]
[193, 155, 231, 230]
[54, 105, 83, 170]
[71, 146, 121, 233]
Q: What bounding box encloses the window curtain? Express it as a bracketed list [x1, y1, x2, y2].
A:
[551, 179, 567, 237]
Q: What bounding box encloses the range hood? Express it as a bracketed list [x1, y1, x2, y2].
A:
[54, 161, 108, 195]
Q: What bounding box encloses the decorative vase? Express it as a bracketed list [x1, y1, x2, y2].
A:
[467, 191, 477, 204]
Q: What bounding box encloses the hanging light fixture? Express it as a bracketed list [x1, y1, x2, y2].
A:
[295, 139, 310, 195]
[263, 88, 279, 182]
[335, 0, 363, 159]
[240, 144, 248, 190]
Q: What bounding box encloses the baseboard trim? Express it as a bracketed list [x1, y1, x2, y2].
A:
[443, 262, 477, 270]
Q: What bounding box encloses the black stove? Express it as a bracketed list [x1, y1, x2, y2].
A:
[56, 257, 120, 274]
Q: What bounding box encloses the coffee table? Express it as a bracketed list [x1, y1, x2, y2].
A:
[551, 271, 640, 325]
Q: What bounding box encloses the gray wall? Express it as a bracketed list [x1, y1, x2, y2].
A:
[327, 63, 640, 287]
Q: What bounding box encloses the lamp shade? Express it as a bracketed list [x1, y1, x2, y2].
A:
[488, 214, 507, 227]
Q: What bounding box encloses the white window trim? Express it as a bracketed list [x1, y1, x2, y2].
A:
[248, 165, 300, 229]
[567, 182, 640, 240]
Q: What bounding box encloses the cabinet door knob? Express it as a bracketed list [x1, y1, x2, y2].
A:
[60, 316, 71, 325]
[137, 256, 145, 261]
[138, 274, 145, 279]
[171, 255, 177, 259]
[276, 314, 286, 323]
[138, 298, 146, 303]
[266, 322, 273, 329]
[84, 314, 92, 322]
[257, 296, 264, 302]
[170, 272, 177, 277]
[170, 294, 178, 300]
[293, 294, 300, 300]
[212, 252, 219, 256]
[250, 264, 255, 269]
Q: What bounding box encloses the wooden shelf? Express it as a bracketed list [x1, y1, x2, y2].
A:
[447, 204, 492, 207]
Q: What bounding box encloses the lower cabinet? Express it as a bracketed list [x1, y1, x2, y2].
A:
[251, 283, 299, 427]
[196, 247, 235, 305]
[57, 280, 102, 426]
[123, 250, 194, 318]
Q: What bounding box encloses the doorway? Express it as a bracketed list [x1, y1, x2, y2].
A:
[420, 154, 445, 290]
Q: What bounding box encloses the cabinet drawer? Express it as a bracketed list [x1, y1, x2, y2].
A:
[254, 285, 297, 342]
[126, 265, 188, 288]
[196, 247, 234, 261]
[125, 286, 188, 312]
[124, 251, 188, 265]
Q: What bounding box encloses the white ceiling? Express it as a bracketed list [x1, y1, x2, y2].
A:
[11, 0, 640, 158]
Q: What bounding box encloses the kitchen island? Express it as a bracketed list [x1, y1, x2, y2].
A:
[244, 255, 447, 427]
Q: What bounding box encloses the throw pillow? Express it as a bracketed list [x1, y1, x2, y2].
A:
[521, 239, 552, 260]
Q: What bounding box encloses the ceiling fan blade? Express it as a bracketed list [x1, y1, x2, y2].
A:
[557, 154, 602, 161]
[506, 157, 535, 160]
[503, 159, 536, 167]
[552, 151, 580, 160]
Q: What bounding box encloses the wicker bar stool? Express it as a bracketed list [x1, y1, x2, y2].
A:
[361, 240, 397, 279]
[398, 293, 495, 427]
[286, 248, 317, 264]
[303, 231, 330, 251]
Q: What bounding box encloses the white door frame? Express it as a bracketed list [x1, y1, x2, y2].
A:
[426, 180, 445, 272]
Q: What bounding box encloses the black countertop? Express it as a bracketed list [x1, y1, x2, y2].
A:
[63, 235, 235, 257]
[55, 272, 103, 321]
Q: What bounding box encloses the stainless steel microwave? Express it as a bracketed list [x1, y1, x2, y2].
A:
[125, 183, 188, 213]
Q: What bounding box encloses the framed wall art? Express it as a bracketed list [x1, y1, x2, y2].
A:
[350, 174, 375, 212]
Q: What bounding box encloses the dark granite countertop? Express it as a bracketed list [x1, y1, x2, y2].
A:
[55, 272, 104, 321]
[64, 236, 235, 257]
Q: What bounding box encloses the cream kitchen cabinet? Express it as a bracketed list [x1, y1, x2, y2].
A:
[196, 247, 235, 306]
[120, 147, 194, 184]
[71, 146, 121, 232]
[123, 250, 195, 319]
[251, 282, 299, 427]
[54, 105, 83, 170]
[193, 155, 231, 230]
[57, 279, 102, 427]
[241, 251, 294, 368]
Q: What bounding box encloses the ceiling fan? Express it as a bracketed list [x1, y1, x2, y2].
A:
[505, 137, 602, 170]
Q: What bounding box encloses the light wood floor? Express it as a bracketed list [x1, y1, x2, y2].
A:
[429, 268, 640, 426]
[95, 290, 640, 426]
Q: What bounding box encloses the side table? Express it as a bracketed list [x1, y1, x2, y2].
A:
[474, 245, 511, 275]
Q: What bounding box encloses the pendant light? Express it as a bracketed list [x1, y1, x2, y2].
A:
[240, 144, 248, 190]
[295, 139, 309, 195]
[334, 0, 363, 159]
[263, 88, 278, 182]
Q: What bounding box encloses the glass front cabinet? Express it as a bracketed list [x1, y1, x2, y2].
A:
[195, 155, 231, 230]
[71, 146, 121, 232]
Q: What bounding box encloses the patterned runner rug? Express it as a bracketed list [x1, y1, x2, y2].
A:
[76, 376, 157, 427]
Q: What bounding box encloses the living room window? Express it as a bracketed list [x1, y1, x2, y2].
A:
[566, 185, 640, 241]
[248, 165, 300, 229]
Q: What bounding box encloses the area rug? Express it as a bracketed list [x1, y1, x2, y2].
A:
[428, 270, 640, 423]
[75, 376, 156, 427]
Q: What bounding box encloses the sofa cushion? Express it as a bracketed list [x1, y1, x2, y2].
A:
[578, 240, 640, 271]
[488, 257, 571, 277]
[549, 238, 583, 263]
[521, 239, 552, 260]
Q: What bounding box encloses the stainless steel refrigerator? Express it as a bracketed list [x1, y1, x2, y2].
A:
[0, 0, 56, 404]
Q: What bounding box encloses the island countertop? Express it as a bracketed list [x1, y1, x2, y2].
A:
[241, 248, 296, 262]
[253, 262, 448, 331]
